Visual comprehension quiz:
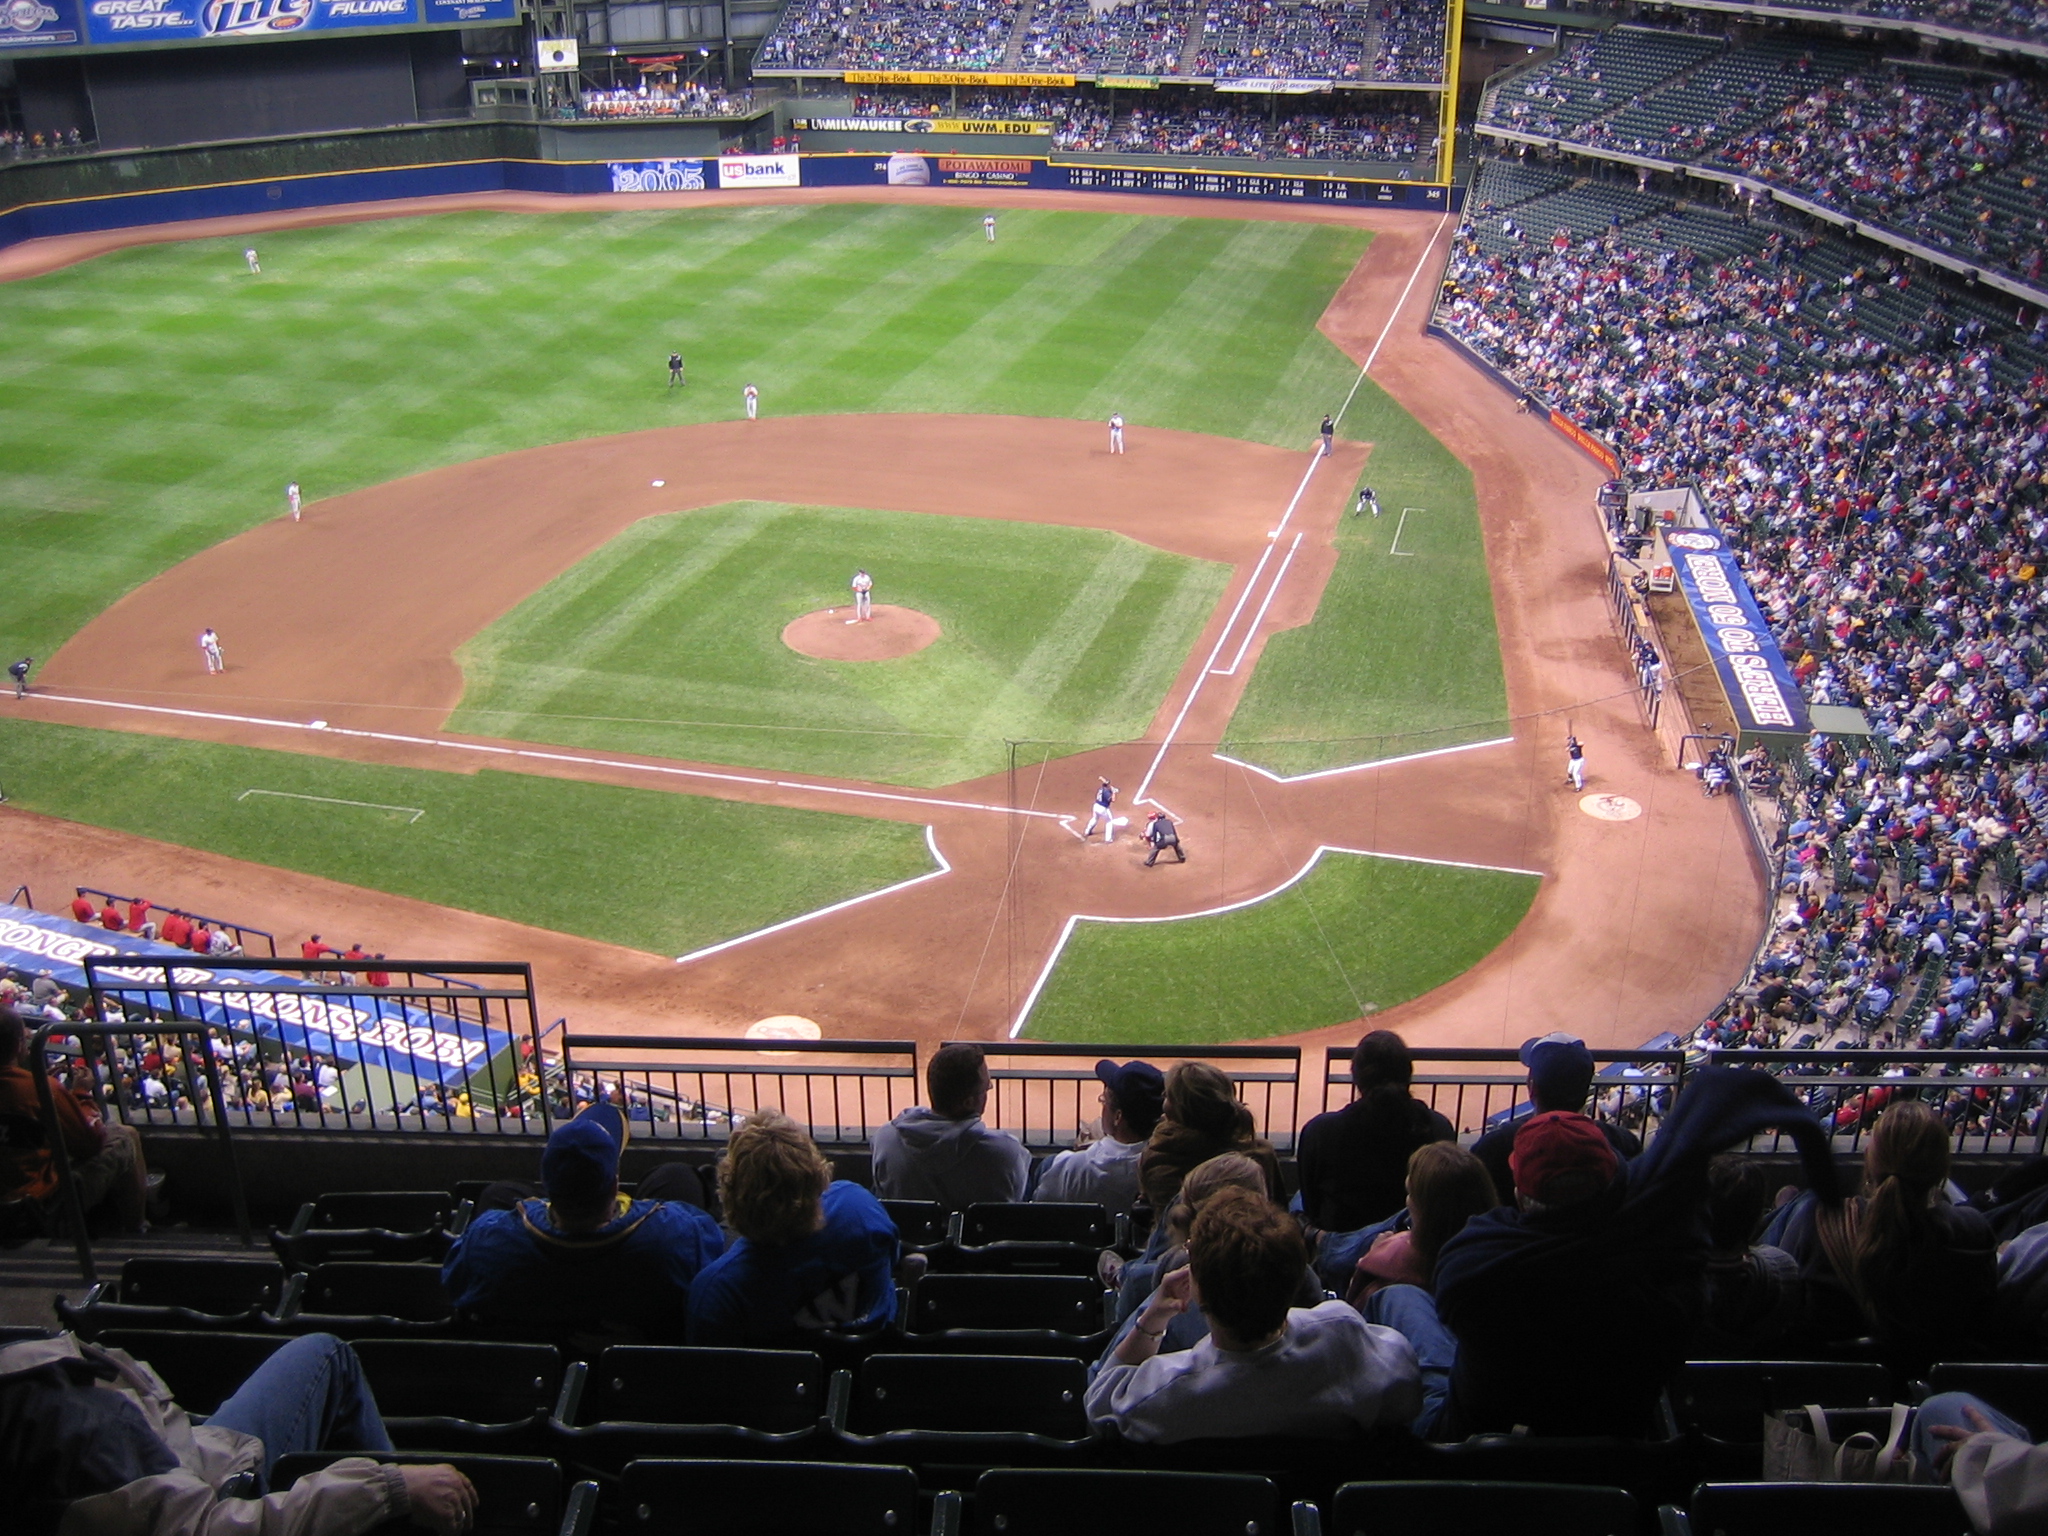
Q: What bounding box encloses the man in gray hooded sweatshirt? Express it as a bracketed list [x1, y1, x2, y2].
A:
[871, 1042, 1030, 1209]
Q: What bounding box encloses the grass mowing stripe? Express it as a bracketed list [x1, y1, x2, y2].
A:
[1020, 852, 1540, 1044]
[0, 715, 935, 958]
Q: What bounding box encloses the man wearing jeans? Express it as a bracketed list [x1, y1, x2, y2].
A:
[0, 1331, 475, 1533]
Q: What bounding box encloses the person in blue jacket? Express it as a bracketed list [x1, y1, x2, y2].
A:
[688, 1108, 900, 1347]
[443, 1101, 724, 1341]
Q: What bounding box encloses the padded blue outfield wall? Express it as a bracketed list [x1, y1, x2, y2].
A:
[0, 148, 1456, 252]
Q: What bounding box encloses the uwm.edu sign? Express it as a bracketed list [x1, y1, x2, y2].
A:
[1665, 528, 1810, 740]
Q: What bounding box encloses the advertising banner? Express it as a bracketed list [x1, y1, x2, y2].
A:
[871, 151, 1035, 186]
[85, 0, 416, 44]
[1662, 528, 1811, 738]
[1214, 77, 1332, 93]
[797, 151, 1454, 209]
[1095, 75, 1159, 88]
[1547, 409, 1619, 474]
[422, 0, 511, 20]
[843, 69, 1074, 87]
[793, 116, 1049, 135]
[0, 0, 85, 49]
[717, 152, 800, 187]
[0, 905, 510, 1084]
[608, 158, 709, 191]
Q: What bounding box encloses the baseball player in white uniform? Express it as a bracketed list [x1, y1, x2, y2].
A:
[984, 214, 997, 242]
[244, 249, 260, 274]
[744, 383, 759, 420]
[850, 568, 874, 623]
[286, 481, 301, 522]
[1082, 778, 1119, 841]
[199, 628, 225, 675]
[1566, 733, 1586, 791]
[1108, 413, 1125, 454]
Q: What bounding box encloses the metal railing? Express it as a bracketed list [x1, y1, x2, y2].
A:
[1606, 552, 1667, 733]
[76, 886, 278, 958]
[1700, 1048, 2048, 1158]
[555, 1035, 921, 1145]
[981, 1042, 1304, 1151]
[74, 956, 548, 1135]
[1319, 1046, 1686, 1138]
[29, 1018, 253, 1286]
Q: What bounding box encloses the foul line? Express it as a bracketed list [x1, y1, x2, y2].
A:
[237, 788, 424, 823]
[1214, 735, 1515, 785]
[26, 693, 1081, 829]
[675, 825, 951, 966]
[1214, 532, 1304, 677]
[1133, 211, 1455, 807]
[1008, 839, 1544, 1037]
[1388, 506, 1420, 557]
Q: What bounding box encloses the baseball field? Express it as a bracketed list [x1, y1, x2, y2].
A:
[0, 197, 1538, 1041]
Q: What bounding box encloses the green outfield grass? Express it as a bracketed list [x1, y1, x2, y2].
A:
[1021, 852, 1539, 1044]
[1222, 376, 1508, 777]
[0, 716, 934, 956]
[451, 501, 1228, 787]
[0, 204, 1367, 667]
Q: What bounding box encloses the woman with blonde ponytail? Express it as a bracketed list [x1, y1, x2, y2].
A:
[1777, 1099, 1996, 1366]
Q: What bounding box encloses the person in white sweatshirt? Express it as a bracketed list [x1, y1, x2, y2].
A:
[1085, 1185, 1420, 1444]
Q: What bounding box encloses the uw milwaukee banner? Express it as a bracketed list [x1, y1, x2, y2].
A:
[793, 117, 1050, 134]
[843, 69, 1075, 87]
[1663, 529, 1811, 738]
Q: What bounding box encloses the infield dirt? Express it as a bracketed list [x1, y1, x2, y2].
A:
[2, 189, 1767, 1059]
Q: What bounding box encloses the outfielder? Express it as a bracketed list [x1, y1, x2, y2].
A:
[199, 628, 225, 675]
[244, 248, 260, 274]
[286, 481, 301, 522]
[1566, 733, 1586, 791]
[1108, 413, 1125, 454]
[744, 383, 759, 420]
[983, 214, 997, 242]
[851, 568, 874, 622]
[1082, 778, 1118, 841]
[668, 352, 686, 387]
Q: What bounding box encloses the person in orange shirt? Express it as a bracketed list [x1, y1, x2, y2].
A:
[0, 1007, 147, 1231]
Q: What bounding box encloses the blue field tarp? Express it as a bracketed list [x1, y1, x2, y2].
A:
[0, 904, 509, 1082]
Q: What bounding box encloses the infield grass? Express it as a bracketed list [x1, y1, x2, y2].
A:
[1223, 376, 1508, 777]
[1021, 851, 1540, 1044]
[450, 501, 1229, 786]
[0, 716, 935, 956]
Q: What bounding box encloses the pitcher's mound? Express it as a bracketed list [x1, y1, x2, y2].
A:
[783, 604, 941, 661]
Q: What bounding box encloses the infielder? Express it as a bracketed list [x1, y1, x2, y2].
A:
[9, 656, 30, 699]
[199, 628, 225, 675]
[286, 481, 301, 522]
[1566, 733, 1586, 791]
[1082, 778, 1119, 841]
[851, 568, 874, 623]
[1356, 486, 1381, 518]
[668, 352, 685, 387]
[984, 214, 997, 242]
[744, 383, 759, 420]
[244, 248, 260, 274]
[1108, 412, 1125, 454]
[1320, 415, 1335, 457]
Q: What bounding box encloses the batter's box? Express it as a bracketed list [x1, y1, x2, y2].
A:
[1389, 507, 1425, 556]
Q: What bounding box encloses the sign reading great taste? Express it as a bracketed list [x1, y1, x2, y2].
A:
[1663, 528, 1810, 738]
[794, 116, 1050, 134]
[843, 69, 1075, 87]
[86, 0, 420, 42]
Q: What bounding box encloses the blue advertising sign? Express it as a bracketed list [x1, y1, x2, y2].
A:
[0, 0, 85, 48]
[1663, 527, 1811, 737]
[421, 0, 511, 21]
[0, 904, 510, 1086]
[608, 159, 710, 192]
[84, 0, 416, 45]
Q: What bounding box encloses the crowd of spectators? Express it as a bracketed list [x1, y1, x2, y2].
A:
[756, 0, 1024, 71]
[1017, 0, 1190, 73]
[576, 84, 754, 118]
[0, 127, 89, 160]
[1440, 160, 2048, 1079]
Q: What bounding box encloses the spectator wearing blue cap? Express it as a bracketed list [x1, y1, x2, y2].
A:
[442, 1101, 725, 1342]
[1032, 1059, 1164, 1216]
[1470, 1033, 1642, 1204]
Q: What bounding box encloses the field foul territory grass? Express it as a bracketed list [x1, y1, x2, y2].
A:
[238, 789, 425, 824]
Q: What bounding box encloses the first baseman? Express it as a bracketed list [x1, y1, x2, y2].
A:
[744, 383, 759, 420]
[1108, 413, 1125, 454]
[851, 568, 874, 622]
[199, 628, 225, 675]
[1355, 486, 1380, 518]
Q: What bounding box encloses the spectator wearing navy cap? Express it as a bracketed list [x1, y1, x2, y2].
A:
[442, 1101, 724, 1341]
[1470, 1032, 1642, 1203]
[1032, 1059, 1164, 1216]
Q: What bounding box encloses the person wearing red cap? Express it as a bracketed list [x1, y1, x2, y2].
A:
[1470, 1033, 1641, 1204]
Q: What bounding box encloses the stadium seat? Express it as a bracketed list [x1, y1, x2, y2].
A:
[967, 1467, 1284, 1536]
[98, 1329, 288, 1415]
[59, 1257, 294, 1336]
[271, 1452, 595, 1536]
[1324, 1480, 1637, 1536]
[551, 1346, 824, 1473]
[1668, 1361, 1895, 1441]
[900, 1274, 1111, 1355]
[881, 1200, 950, 1249]
[1415, 1435, 1694, 1513]
[830, 1353, 1093, 1477]
[1672, 1483, 1971, 1536]
[351, 1339, 566, 1453]
[284, 1262, 453, 1337]
[958, 1203, 1114, 1248]
[619, 1458, 922, 1536]
[1922, 1363, 2048, 1438]
[269, 1190, 464, 1269]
